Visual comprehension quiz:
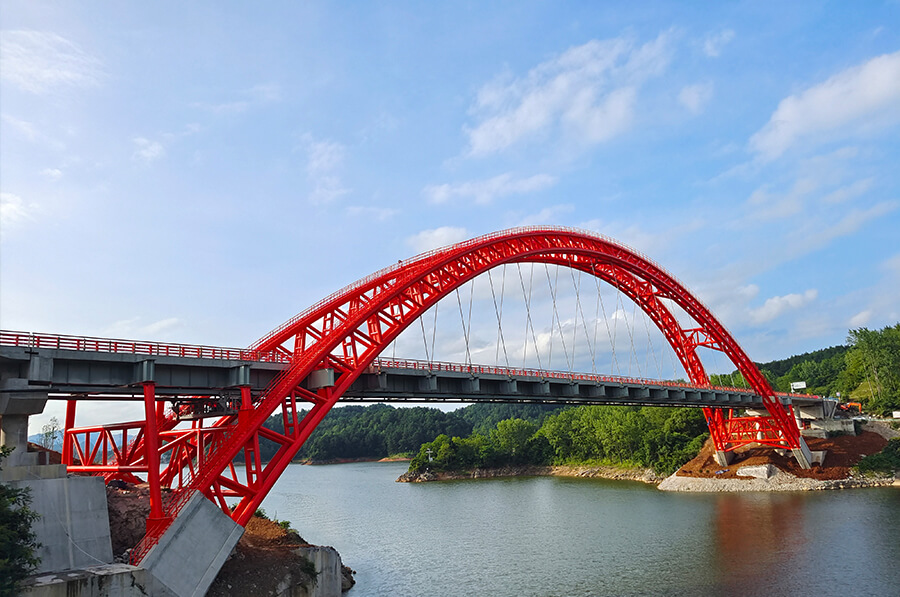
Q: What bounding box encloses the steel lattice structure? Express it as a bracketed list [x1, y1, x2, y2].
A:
[52, 226, 811, 563]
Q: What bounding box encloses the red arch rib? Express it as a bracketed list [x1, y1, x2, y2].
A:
[132, 226, 811, 562]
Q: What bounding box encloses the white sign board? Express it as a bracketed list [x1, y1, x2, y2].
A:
[893, 411, 900, 419]
[790, 381, 807, 391]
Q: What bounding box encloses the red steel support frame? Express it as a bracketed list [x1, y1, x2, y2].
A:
[55, 227, 810, 563]
[142, 382, 165, 523]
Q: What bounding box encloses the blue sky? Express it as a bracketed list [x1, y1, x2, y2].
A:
[3, 1, 900, 415]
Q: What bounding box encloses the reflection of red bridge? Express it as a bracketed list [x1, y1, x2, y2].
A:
[0, 227, 816, 569]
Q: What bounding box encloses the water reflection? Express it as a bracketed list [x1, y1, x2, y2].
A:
[713, 493, 809, 595]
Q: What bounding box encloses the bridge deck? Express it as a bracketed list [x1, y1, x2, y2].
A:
[1, 330, 823, 410]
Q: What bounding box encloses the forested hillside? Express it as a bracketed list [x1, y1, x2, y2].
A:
[713, 324, 900, 415]
[253, 403, 557, 463]
[252, 324, 899, 467]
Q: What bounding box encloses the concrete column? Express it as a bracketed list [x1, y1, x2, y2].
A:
[1, 414, 35, 467]
[713, 450, 734, 467]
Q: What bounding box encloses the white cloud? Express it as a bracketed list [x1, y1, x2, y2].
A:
[516, 204, 574, 226]
[1, 192, 34, 229]
[678, 82, 713, 115]
[745, 177, 819, 220]
[849, 309, 872, 327]
[103, 316, 183, 339]
[750, 50, 900, 160]
[345, 205, 398, 221]
[0, 30, 103, 93]
[703, 29, 735, 57]
[803, 201, 898, 252]
[41, 167, 63, 180]
[132, 137, 166, 163]
[425, 173, 556, 205]
[301, 135, 350, 204]
[141, 317, 182, 335]
[749, 289, 818, 324]
[465, 31, 674, 156]
[882, 253, 900, 276]
[192, 83, 282, 114]
[407, 226, 469, 253]
[821, 177, 874, 204]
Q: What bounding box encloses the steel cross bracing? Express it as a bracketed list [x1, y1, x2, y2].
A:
[4, 227, 813, 563]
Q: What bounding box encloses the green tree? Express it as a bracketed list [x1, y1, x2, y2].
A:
[845, 325, 900, 414]
[491, 419, 537, 465]
[39, 417, 61, 451]
[1, 446, 41, 596]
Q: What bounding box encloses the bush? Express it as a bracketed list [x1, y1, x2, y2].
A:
[856, 438, 900, 475]
[1, 446, 42, 596]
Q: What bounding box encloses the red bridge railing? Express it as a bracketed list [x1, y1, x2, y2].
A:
[0, 330, 292, 363]
[0, 329, 818, 400]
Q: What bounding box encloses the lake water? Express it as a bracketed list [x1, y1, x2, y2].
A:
[261, 462, 900, 596]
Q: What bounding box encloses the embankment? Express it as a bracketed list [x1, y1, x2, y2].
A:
[397, 464, 662, 484]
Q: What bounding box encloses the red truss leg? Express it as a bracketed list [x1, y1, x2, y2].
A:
[125, 226, 812, 565]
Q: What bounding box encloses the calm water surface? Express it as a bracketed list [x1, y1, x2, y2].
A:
[261, 462, 900, 596]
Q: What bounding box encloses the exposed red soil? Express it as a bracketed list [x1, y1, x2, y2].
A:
[26, 442, 62, 464]
[677, 431, 887, 480]
[104, 484, 355, 594]
[206, 517, 317, 597]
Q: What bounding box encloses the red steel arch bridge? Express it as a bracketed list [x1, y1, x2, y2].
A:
[0, 227, 817, 567]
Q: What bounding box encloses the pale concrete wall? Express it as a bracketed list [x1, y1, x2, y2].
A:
[293, 546, 345, 597]
[140, 492, 243, 597]
[21, 564, 175, 597]
[10, 476, 114, 573]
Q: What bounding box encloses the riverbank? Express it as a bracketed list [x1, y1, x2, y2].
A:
[104, 483, 356, 595]
[299, 455, 412, 465]
[397, 464, 663, 484]
[398, 424, 900, 492]
[658, 468, 897, 492]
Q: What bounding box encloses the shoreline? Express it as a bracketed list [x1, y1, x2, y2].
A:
[397, 464, 899, 492]
[397, 464, 663, 485]
[299, 456, 412, 465]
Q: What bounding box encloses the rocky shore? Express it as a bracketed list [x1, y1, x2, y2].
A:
[397, 464, 663, 484]
[398, 422, 900, 493]
[658, 468, 897, 492]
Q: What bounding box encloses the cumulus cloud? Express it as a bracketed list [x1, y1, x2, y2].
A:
[465, 31, 674, 156]
[0, 30, 103, 93]
[41, 167, 63, 180]
[703, 29, 735, 57]
[132, 137, 166, 163]
[1, 192, 34, 229]
[678, 82, 713, 115]
[301, 135, 350, 204]
[749, 289, 818, 324]
[424, 173, 556, 205]
[749, 50, 900, 160]
[407, 226, 469, 253]
[848, 309, 872, 327]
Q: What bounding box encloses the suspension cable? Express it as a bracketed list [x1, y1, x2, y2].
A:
[544, 263, 571, 372]
[455, 287, 472, 367]
[517, 262, 543, 371]
[488, 268, 510, 368]
[571, 266, 596, 374]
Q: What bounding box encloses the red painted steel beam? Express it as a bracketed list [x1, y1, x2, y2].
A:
[124, 227, 810, 563]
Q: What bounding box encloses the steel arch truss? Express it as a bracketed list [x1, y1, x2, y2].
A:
[113, 227, 811, 562]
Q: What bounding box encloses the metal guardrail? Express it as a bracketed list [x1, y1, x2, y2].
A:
[0, 330, 292, 363]
[1, 330, 819, 401]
